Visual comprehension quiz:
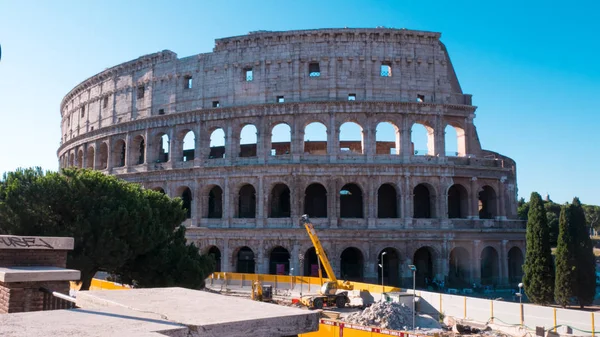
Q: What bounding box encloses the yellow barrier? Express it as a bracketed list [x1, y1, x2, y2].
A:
[300, 319, 434, 337]
[70, 278, 131, 291]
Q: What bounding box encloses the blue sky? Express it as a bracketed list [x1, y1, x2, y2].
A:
[0, 0, 598, 205]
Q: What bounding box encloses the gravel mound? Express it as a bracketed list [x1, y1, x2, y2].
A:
[342, 301, 414, 330]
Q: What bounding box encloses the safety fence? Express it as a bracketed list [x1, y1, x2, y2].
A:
[299, 319, 434, 337]
[70, 278, 131, 291]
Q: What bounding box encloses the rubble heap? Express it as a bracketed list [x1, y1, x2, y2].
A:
[343, 301, 414, 330]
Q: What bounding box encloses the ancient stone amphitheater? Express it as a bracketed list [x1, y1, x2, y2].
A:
[57, 28, 525, 287]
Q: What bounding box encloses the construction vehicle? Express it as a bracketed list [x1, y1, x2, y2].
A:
[299, 214, 352, 309]
[251, 281, 273, 302]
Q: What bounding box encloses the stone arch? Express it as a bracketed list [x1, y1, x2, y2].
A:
[112, 139, 126, 167]
[447, 184, 468, 219]
[270, 183, 291, 218]
[132, 134, 145, 165]
[444, 122, 466, 157]
[176, 186, 192, 219]
[480, 246, 500, 285]
[239, 124, 257, 157]
[378, 183, 398, 218]
[77, 149, 84, 168]
[304, 183, 327, 218]
[448, 246, 471, 288]
[85, 146, 95, 169]
[340, 183, 363, 218]
[378, 247, 401, 286]
[508, 246, 524, 285]
[152, 132, 169, 163]
[303, 247, 328, 277]
[413, 183, 436, 218]
[207, 185, 223, 219]
[304, 121, 327, 155]
[209, 128, 225, 159]
[269, 246, 291, 275]
[151, 186, 166, 194]
[375, 121, 400, 155]
[411, 121, 435, 156]
[340, 247, 364, 281]
[339, 121, 363, 154]
[238, 184, 256, 218]
[479, 185, 497, 219]
[207, 246, 221, 272]
[413, 246, 435, 287]
[69, 152, 75, 167]
[181, 129, 195, 161]
[98, 142, 108, 169]
[270, 122, 291, 156]
[235, 246, 255, 274]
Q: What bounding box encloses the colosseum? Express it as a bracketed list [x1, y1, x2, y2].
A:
[57, 28, 525, 289]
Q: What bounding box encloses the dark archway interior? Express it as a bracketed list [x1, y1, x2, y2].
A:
[157, 135, 169, 163]
[86, 148, 94, 168]
[304, 183, 327, 218]
[340, 247, 363, 281]
[480, 246, 499, 285]
[236, 247, 255, 274]
[99, 143, 108, 169]
[479, 186, 497, 219]
[413, 247, 434, 287]
[269, 246, 290, 275]
[413, 184, 432, 218]
[208, 186, 223, 218]
[133, 136, 145, 165]
[378, 184, 398, 218]
[238, 185, 256, 218]
[448, 247, 470, 288]
[270, 184, 291, 218]
[508, 247, 524, 285]
[114, 140, 126, 167]
[378, 248, 400, 286]
[208, 246, 221, 272]
[448, 184, 468, 218]
[153, 187, 165, 194]
[303, 247, 327, 277]
[181, 188, 192, 218]
[340, 184, 363, 218]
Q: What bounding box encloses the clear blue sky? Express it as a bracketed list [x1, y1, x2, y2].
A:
[1, 0, 599, 205]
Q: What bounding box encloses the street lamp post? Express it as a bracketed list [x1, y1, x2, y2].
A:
[408, 264, 417, 331]
[378, 252, 387, 301]
[517, 282, 523, 304]
[298, 253, 304, 297]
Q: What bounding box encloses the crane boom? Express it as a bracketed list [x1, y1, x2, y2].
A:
[301, 214, 337, 282]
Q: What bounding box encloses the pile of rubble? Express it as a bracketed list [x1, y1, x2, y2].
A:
[342, 301, 414, 330]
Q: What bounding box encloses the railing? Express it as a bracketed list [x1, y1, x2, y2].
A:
[39, 287, 76, 310]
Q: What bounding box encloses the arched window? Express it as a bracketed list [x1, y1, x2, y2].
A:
[445, 124, 466, 157]
[304, 183, 327, 218]
[98, 143, 108, 169]
[239, 124, 257, 157]
[209, 128, 225, 159]
[270, 184, 290, 218]
[156, 133, 169, 163]
[181, 187, 192, 219]
[182, 131, 195, 161]
[411, 123, 434, 156]
[86, 146, 95, 169]
[339, 122, 363, 154]
[207, 186, 223, 219]
[304, 122, 327, 155]
[447, 184, 468, 219]
[236, 247, 255, 274]
[413, 247, 435, 287]
[238, 184, 256, 218]
[113, 139, 126, 167]
[132, 135, 145, 165]
[340, 184, 363, 218]
[378, 184, 398, 218]
[413, 184, 434, 218]
[376, 122, 399, 155]
[479, 186, 497, 219]
[340, 247, 364, 281]
[271, 123, 291, 156]
[269, 246, 290, 275]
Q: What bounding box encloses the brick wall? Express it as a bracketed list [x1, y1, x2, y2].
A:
[0, 249, 67, 268]
[0, 281, 70, 314]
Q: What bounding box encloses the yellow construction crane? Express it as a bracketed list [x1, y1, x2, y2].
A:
[299, 214, 353, 309]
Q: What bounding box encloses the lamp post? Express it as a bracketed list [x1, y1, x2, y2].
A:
[517, 282, 523, 304]
[298, 253, 304, 297]
[381, 251, 387, 288]
[408, 264, 417, 331]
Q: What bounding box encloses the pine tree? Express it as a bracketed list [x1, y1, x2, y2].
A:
[571, 198, 596, 307]
[554, 204, 575, 307]
[523, 192, 555, 305]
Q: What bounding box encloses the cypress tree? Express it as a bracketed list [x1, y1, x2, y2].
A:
[571, 197, 596, 307]
[523, 192, 555, 305]
[554, 204, 575, 307]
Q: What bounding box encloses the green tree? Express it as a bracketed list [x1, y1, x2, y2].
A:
[0, 168, 213, 290]
[571, 198, 596, 307]
[517, 197, 529, 220]
[523, 192, 555, 305]
[554, 204, 575, 307]
[583, 205, 600, 235]
[546, 211, 559, 247]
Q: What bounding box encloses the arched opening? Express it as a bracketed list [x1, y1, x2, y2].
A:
[508, 247, 524, 285]
[414, 184, 434, 218]
[207, 186, 223, 219]
[480, 246, 499, 285]
[448, 184, 468, 219]
[86, 147, 95, 169]
[411, 123, 434, 156]
[155, 133, 169, 163]
[182, 131, 195, 161]
[113, 139, 126, 167]
[339, 122, 363, 154]
[378, 183, 398, 218]
[479, 185, 497, 219]
[340, 247, 364, 281]
[340, 183, 363, 218]
[152, 187, 165, 194]
[76, 149, 83, 168]
[239, 124, 257, 157]
[304, 183, 327, 218]
[376, 122, 399, 155]
[378, 248, 400, 286]
[238, 184, 256, 218]
[445, 124, 466, 157]
[413, 247, 435, 288]
[69, 153, 75, 167]
[270, 184, 290, 218]
[132, 135, 145, 165]
[180, 187, 192, 219]
[236, 247, 255, 274]
[98, 143, 108, 169]
[209, 128, 225, 159]
[304, 122, 327, 155]
[208, 246, 221, 272]
[448, 247, 470, 288]
[303, 247, 327, 277]
[270, 123, 291, 156]
[269, 246, 291, 275]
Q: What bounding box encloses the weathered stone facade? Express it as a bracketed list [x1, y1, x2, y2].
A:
[57, 28, 525, 288]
